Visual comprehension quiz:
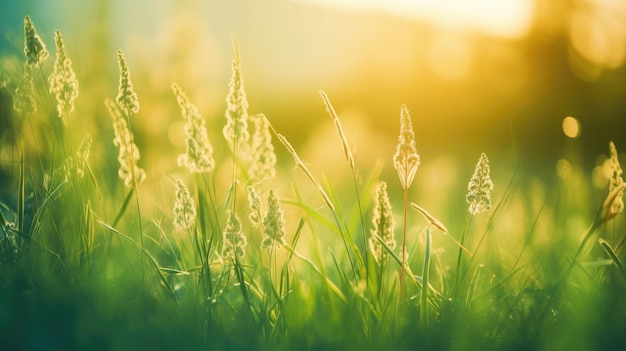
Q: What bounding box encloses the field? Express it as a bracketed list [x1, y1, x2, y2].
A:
[2, 8, 626, 351]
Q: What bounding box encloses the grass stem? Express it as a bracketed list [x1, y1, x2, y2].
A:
[453, 215, 473, 297]
[399, 187, 408, 299]
[421, 227, 431, 327]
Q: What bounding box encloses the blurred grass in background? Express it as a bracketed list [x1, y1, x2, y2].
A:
[2, 0, 624, 235]
[2, 0, 625, 167]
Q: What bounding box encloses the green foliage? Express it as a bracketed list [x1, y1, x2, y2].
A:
[1, 14, 626, 351]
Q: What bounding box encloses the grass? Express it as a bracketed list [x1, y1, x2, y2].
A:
[1, 14, 626, 351]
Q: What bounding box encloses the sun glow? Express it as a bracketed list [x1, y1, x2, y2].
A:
[295, 0, 535, 39]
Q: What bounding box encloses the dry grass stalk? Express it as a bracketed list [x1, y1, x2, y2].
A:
[319, 89, 354, 169]
[275, 132, 335, 211]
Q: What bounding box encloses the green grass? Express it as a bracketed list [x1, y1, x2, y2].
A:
[2, 15, 626, 351]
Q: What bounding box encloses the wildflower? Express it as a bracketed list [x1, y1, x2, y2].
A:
[247, 186, 262, 227]
[222, 210, 247, 261]
[173, 180, 196, 231]
[223, 41, 250, 158]
[262, 190, 286, 249]
[49, 30, 79, 118]
[116, 50, 139, 116]
[13, 64, 36, 116]
[105, 98, 146, 187]
[393, 105, 420, 190]
[467, 153, 494, 215]
[249, 114, 276, 181]
[368, 181, 395, 264]
[23, 16, 48, 65]
[172, 83, 215, 173]
[609, 141, 624, 216]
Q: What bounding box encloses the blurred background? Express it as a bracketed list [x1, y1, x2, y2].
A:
[1, 0, 626, 191]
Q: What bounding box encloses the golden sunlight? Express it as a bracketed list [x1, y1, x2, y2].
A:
[427, 33, 472, 80]
[295, 0, 536, 39]
[568, 0, 626, 69]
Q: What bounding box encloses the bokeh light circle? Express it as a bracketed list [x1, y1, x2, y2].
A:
[562, 116, 581, 138]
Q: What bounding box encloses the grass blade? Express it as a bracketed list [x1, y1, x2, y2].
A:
[98, 219, 177, 300]
[18, 147, 25, 236]
[281, 243, 347, 303]
[112, 187, 134, 227]
[421, 227, 431, 327]
[599, 238, 626, 279]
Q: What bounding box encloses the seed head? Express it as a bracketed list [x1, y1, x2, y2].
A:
[247, 186, 262, 227]
[262, 190, 286, 249]
[608, 141, 624, 216]
[249, 114, 277, 181]
[222, 210, 247, 261]
[172, 83, 215, 173]
[223, 40, 250, 158]
[63, 134, 92, 181]
[368, 181, 396, 264]
[467, 153, 494, 215]
[23, 16, 48, 65]
[599, 182, 626, 224]
[393, 105, 420, 190]
[49, 30, 79, 118]
[173, 180, 196, 231]
[105, 98, 146, 187]
[75, 134, 92, 179]
[13, 64, 36, 116]
[116, 50, 139, 116]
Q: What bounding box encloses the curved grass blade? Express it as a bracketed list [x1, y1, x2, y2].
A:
[112, 187, 134, 227]
[158, 267, 191, 276]
[371, 231, 443, 302]
[29, 180, 67, 240]
[18, 148, 25, 236]
[599, 238, 626, 278]
[98, 219, 177, 300]
[421, 227, 431, 327]
[281, 199, 337, 234]
[281, 243, 347, 303]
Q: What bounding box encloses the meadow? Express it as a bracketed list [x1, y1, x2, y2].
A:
[1, 15, 626, 351]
